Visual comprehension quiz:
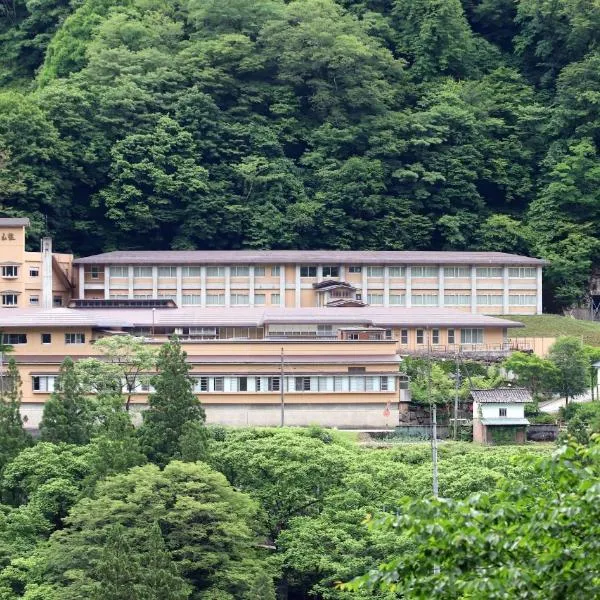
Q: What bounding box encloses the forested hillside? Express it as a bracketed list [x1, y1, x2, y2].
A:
[1, 0, 599, 309]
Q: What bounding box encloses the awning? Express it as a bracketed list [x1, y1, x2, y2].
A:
[480, 418, 530, 426]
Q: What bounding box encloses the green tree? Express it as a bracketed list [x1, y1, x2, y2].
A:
[76, 334, 157, 410]
[503, 351, 558, 399]
[88, 522, 191, 600]
[39, 357, 92, 445]
[14, 461, 270, 599]
[138, 338, 206, 467]
[548, 336, 589, 405]
[0, 358, 31, 470]
[344, 438, 600, 597]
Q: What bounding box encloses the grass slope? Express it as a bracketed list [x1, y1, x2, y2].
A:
[503, 314, 600, 345]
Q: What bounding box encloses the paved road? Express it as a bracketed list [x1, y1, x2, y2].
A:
[540, 393, 593, 413]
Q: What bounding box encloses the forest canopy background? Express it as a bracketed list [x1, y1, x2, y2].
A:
[1, 0, 599, 310]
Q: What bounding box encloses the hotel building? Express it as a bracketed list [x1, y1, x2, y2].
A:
[0, 218, 538, 429]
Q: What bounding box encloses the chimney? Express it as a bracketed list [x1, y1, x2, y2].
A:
[41, 237, 53, 309]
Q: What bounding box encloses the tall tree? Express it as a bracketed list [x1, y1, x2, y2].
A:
[548, 336, 589, 405]
[0, 358, 31, 470]
[138, 338, 206, 467]
[40, 357, 91, 445]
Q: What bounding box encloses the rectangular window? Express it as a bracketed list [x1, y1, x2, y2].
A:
[509, 295, 537, 306]
[499, 407, 507, 417]
[1, 265, 18, 278]
[400, 329, 408, 344]
[65, 333, 85, 344]
[412, 266, 437, 278]
[181, 266, 201, 277]
[412, 294, 438, 306]
[1, 294, 17, 307]
[29, 295, 39, 305]
[389, 294, 405, 305]
[268, 377, 280, 392]
[476, 267, 502, 278]
[255, 377, 262, 391]
[41, 333, 51, 344]
[445, 294, 471, 306]
[380, 376, 389, 391]
[29, 267, 39, 277]
[157, 266, 177, 278]
[157, 293, 176, 302]
[194, 377, 208, 392]
[322, 266, 339, 278]
[32, 375, 56, 393]
[206, 266, 224, 277]
[508, 267, 536, 278]
[133, 266, 152, 277]
[206, 294, 225, 305]
[271, 293, 281, 305]
[182, 295, 201, 305]
[349, 266, 362, 273]
[444, 266, 470, 278]
[213, 377, 224, 392]
[295, 377, 312, 391]
[385, 329, 392, 340]
[271, 266, 280, 277]
[367, 293, 384, 305]
[230, 266, 249, 277]
[367, 266, 384, 277]
[477, 294, 503, 306]
[389, 266, 405, 277]
[432, 329, 440, 344]
[416, 329, 424, 345]
[254, 266, 265, 276]
[461, 328, 484, 344]
[53, 295, 63, 307]
[110, 266, 128, 277]
[254, 293, 266, 305]
[238, 377, 248, 392]
[231, 293, 249, 305]
[448, 329, 455, 344]
[87, 266, 100, 279]
[300, 265, 317, 278]
[2, 334, 26, 345]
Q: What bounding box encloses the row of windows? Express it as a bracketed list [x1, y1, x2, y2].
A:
[398, 328, 483, 345]
[1, 266, 40, 278]
[32, 374, 397, 394]
[2, 333, 85, 345]
[110, 266, 283, 279]
[100, 265, 540, 280]
[1, 294, 63, 308]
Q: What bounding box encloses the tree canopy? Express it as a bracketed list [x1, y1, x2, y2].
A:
[2, 0, 600, 307]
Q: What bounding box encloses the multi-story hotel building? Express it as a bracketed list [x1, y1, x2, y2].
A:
[73, 249, 544, 315]
[0, 217, 539, 429]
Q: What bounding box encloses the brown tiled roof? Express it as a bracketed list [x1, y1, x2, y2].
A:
[0, 307, 524, 329]
[0, 218, 30, 227]
[471, 388, 532, 403]
[74, 250, 547, 266]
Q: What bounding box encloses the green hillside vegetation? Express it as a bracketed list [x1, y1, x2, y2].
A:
[505, 314, 600, 346]
[2, 0, 600, 309]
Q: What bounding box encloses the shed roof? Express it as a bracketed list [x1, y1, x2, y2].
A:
[0, 218, 30, 227]
[73, 250, 547, 266]
[471, 388, 532, 403]
[480, 418, 530, 426]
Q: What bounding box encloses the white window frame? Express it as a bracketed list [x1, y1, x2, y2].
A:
[389, 266, 405, 277]
[367, 293, 384, 305]
[230, 266, 249, 277]
[2, 333, 26, 345]
[508, 267, 536, 278]
[445, 294, 471, 306]
[389, 294, 405, 305]
[231, 293, 249, 305]
[444, 266, 470, 278]
[65, 332, 86, 344]
[32, 375, 56, 393]
[157, 266, 177, 278]
[270, 266, 280, 277]
[181, 266, 201, 277]
[29, 295, 39, 305]
[29, 267, 39, 277]
[461, 328, 484, 344]
[254, 293, 266, 305]
[254, 267, 265, 277]
[509, 295, 537, 306]
[206, 266, 225, 277]
[182, 295, 201, 306]
[300, 265, 317, 278]
[322, 266, 339, 278]
[133, 266, 152, 277]
[411, 294, 438, 306]
[270, 293, 281, 305]
[1, 294, 18, 307]
[349, 266, 362, 274]
[412, 266, 437, 278]
[206, 294, 225, 306]
[110, 266, 128, 278]
[477, 294, 503, 306]
[1, 265, 18, 278]
[367, 266, 384, 277]
[476, 267, 503, 278]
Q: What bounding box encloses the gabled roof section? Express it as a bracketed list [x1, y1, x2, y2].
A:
[73, 250, 548, 266]
[326, 299, 367, 307]
[313, 280, 356, 291]
[0, 218, 29, 227]
[471, 388, 532, 403]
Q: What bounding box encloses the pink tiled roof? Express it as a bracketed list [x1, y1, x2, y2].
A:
[0, 306, 523, 329]
[73, 250, 547, 266]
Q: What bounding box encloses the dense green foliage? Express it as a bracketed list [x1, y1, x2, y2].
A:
[345, 438, 600, 598]
[3, 0, 600, 307]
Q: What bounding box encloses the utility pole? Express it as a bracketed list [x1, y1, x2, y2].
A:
[280, 347, 285, 427]
[453, 352, 460, 440]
